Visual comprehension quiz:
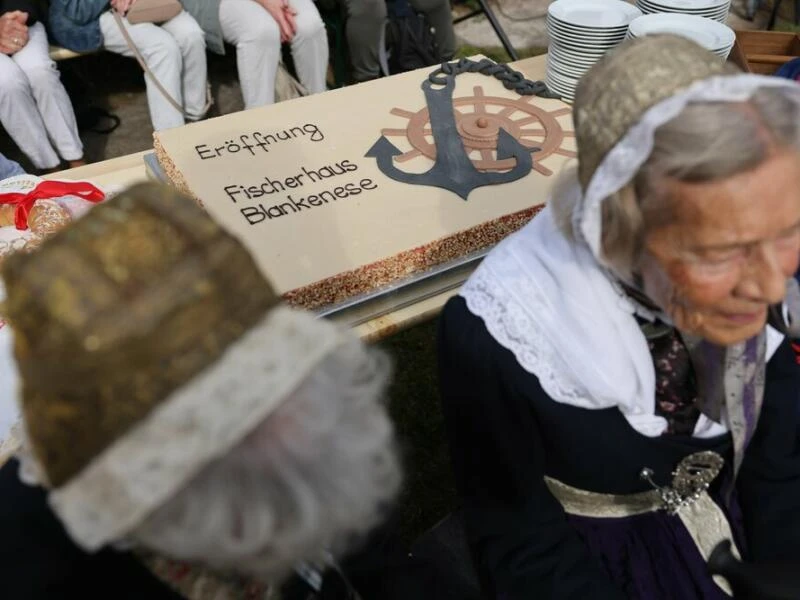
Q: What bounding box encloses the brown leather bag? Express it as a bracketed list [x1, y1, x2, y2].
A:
[124, 0, 183, 25]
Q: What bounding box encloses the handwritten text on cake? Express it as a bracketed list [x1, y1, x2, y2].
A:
[225, 159, 378, 225]
[194, 123, 324, 160]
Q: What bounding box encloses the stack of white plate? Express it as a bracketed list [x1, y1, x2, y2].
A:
[635, 0, 731, 23]
[626, 14, 736, 59]
[546, 0, 642, 102]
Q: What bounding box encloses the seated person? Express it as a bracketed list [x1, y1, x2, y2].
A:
[0, 3, 85, 172]
[182, 0, 328, 108]
[0, 182, 402, 598]
[439, 35, 800, 599]
[48, 0, 208, 131]
[343, 0, 455, 82]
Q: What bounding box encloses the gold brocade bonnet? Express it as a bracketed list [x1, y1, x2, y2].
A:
[1, 183, 356, 551]
[2, 183, 277, 488]
[573, 35, 739, 190]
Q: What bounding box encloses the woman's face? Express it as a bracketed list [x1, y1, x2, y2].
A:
[640, 149, 800, 346]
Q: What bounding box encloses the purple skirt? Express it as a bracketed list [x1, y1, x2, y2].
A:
[567, 509, 735, 599]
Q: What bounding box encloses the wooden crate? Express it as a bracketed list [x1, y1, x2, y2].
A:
[727, 38, 751, 72]
[733, 30, 800, 74]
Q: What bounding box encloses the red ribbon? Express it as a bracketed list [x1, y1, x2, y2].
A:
[0, 180, 105, 231]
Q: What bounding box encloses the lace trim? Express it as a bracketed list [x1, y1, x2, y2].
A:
[461, 244, 593, 408]
[575, 74, 800, 260]
[43, 306, 349, 551]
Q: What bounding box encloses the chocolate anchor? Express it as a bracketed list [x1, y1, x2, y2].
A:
[366, 59, 557, 200]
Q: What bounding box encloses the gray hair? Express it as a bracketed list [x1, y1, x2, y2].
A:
[552, 87, 800, 278]
[132, 338, 401, 582]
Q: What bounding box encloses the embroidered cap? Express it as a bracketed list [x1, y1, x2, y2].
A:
[1, 182, 354, 550]
[573, 35, 738, 191]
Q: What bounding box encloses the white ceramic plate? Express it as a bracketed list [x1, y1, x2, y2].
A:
[547, 17, 630, 38]
[636, 10, 729, 24]
[638, 5, 729, 17]
[549, 44, 607, 68]
[547, 58, 601, 77]
[544, 75, 576, 101]
[548, 33, 620, 54]
[548, 55, 591, 78]
[639, 0, 729, 12]
[548, 13, 630, 33]
[626, 32, 733, 56]
[546, 68, 582, 88]
[548, 0, 642, 29]
[637, 1, 729, 18]
[640, 0, 727, 10]
[546, 25, 627, 47]
[547, 27, 625, 49]
[549, 63, 590, 80]
[627, 14, 735, 50]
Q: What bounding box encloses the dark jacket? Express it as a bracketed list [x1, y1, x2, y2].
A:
[46, 0, 108, 53]
[0, 458, 447, 600]
[439, 296, 800, 600]
[0, 459, 184, 599]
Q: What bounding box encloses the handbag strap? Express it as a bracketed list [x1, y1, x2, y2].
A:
[111, 9, 213, 120]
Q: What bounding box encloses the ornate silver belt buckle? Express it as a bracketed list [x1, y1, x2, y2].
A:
[640, 451, 724, 515]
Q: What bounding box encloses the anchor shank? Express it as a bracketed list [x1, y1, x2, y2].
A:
[422, 80, 478, 179]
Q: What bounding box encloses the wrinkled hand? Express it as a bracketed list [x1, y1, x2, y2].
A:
[110, 0, 138, 15]
[283, 1, 298, 41]
[0, 11, 29, 56]
[261, 0, 296, 43]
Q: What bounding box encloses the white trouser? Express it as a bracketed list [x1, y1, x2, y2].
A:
[100, 10, 208, 131]
[219, 0, 328, 109]
[0, 23, 83, 169]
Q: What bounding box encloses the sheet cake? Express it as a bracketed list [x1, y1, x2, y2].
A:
[154, 62, 575, 310]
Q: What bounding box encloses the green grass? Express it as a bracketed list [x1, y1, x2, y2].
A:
[774, 18, 800, 32]
[455, 44, 548, 64]
[378, 320, 457, 544]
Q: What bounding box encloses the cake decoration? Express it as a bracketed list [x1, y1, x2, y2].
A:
[367, 58, 574, 198]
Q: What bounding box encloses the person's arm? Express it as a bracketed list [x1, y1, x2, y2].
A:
[0, 152, 24, 180]
[438, 297, 625, 600]
[51, 0, 110, 25]
[737, 337, 800, 562]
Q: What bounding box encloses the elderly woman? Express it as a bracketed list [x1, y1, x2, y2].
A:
[48, 0, 208, 131]
[181, 0, 328, 108]
[439, 35, 800, 599]
[0, 3, 85, 171]
[0, 183, 402, 598]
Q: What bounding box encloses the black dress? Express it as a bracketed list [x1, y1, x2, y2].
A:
[438, 296, 800, 600]
[0, 458, 184, 599]
[0, 458, 446, 600]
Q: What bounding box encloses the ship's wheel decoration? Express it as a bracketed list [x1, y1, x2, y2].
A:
[366, 58, 576, 200]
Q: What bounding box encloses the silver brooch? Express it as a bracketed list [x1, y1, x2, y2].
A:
[640, 451, 724, 515]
